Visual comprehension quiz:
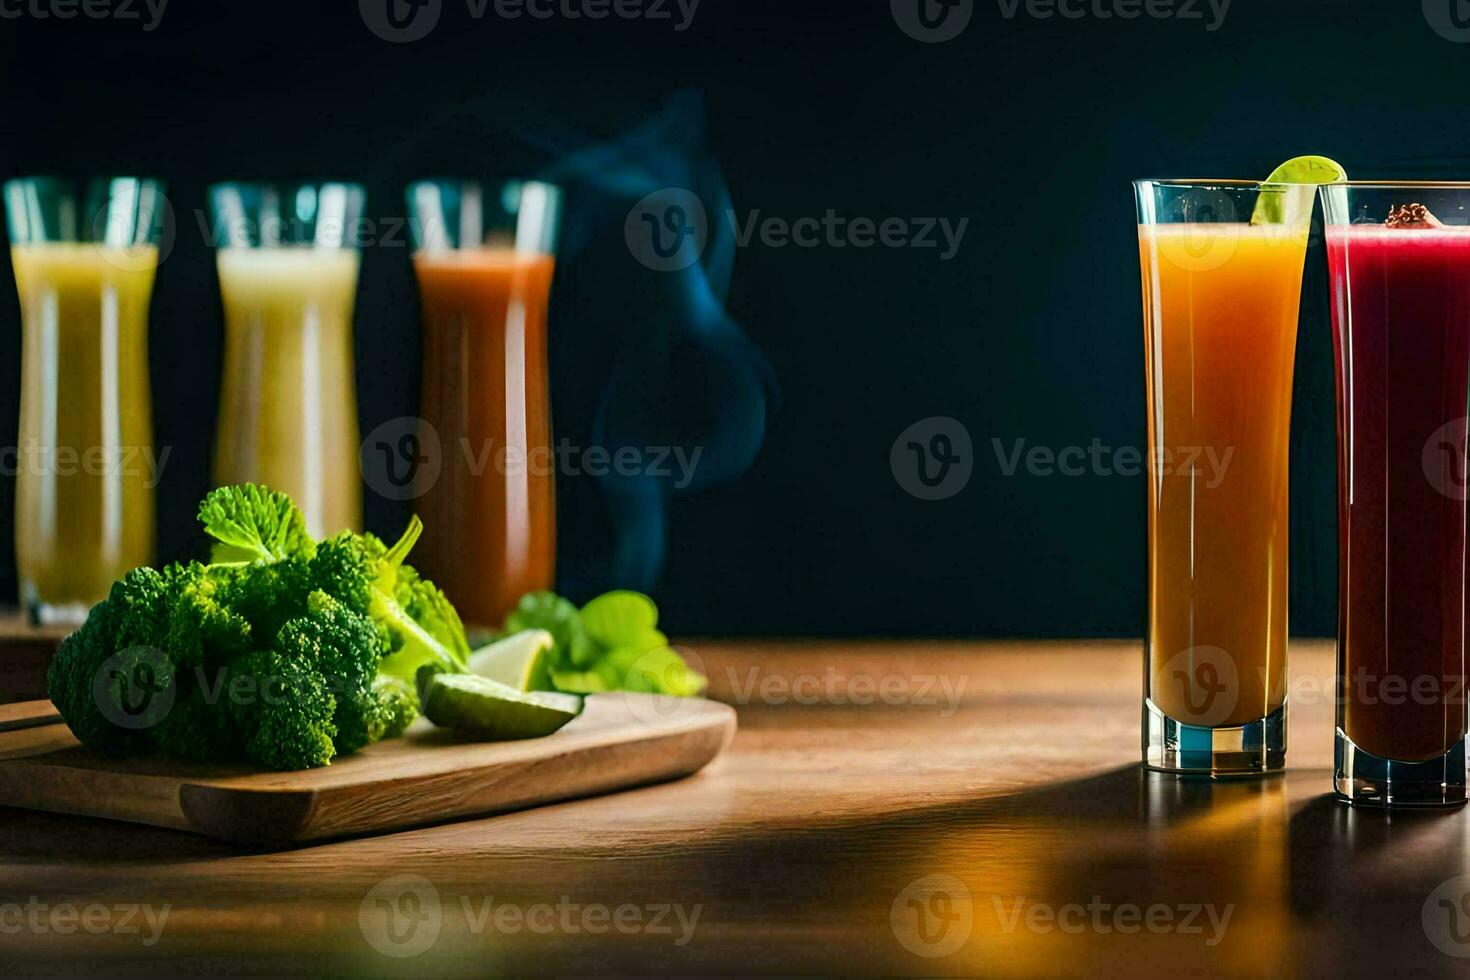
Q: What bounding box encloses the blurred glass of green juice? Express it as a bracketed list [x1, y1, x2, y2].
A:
[4, 177, 167, 623]
[208, 183, 366, 539]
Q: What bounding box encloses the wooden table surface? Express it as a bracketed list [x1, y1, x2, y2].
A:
[1, 639, 1466, 978]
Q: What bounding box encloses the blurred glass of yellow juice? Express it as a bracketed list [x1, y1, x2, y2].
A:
[12, 243, 157, 615]
[213, 247, 362, 539]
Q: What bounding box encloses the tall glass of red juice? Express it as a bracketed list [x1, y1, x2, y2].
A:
[406, 180, 562, 628]
[1321, 183, 1470, 807]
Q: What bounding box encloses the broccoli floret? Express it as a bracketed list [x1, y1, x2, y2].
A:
[278, 591, 381, 685]
[339, 675, 419, 751]
[223, 555, 314, 643]
[106, 565, 176, 647]
[150, 683, 242, 763]
[275, 591, 394, 754]
[374, 676, 418, 738]
[228, 649, 337, 771]
[47, 567, 176, 755]
[48, 611, 111, 750]
[310, 518, 468, 686]
[165, 562, 253, 667]
[198, 483, 316, 565]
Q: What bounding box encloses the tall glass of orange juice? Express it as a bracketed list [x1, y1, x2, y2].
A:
[3, 177, 166, 624]
[207, 182, 366, 539]
[404, 179, 561, 628]
[1134, 179, 1314, 775]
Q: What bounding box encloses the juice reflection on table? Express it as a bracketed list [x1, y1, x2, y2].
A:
[407, 180, 562, 628]
[12, 243, 157, 615]
[214, 247, 362, 538]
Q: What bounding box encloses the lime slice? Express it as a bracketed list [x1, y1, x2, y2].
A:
[1251, 155, 1346, 225]
[422, 673, 582, 740]
[467, 629, 555, 691]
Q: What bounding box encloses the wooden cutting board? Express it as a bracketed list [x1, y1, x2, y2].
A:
[0, 700, 60, 731]
[0, 693, 735, 849]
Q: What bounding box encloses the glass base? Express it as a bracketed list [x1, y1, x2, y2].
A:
[22, 586, 90, 628]
[1335, 729, 1467, 808]
[1144, 699, 1286, 776]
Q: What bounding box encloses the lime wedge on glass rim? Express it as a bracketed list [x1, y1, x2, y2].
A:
[1251, 155, 1347, 225]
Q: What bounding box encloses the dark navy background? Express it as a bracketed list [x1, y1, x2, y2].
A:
[0, 0, 1463, 636]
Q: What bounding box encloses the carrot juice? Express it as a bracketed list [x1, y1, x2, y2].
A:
[1138, 221, 1307, 734]
[411, 249, 557, 627]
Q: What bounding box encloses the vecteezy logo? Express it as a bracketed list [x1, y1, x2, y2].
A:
[1425, 0, 1470, 42]
[1154, 188, 1240, 273]
[1423, 417, 1470, 500]
[891, 0, 973, 43]
[624, 188, 708, 272]
[360, 416, 442, 501]
[890, 874, 973, 959]
[1158, 645, 1238, 727]
[93, 646, 176, 730]
[1423, 874, 1470, 957]
[890, 417, 974, 501]
[360, 874, 442, 958]
[360, 0, 442, 42]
